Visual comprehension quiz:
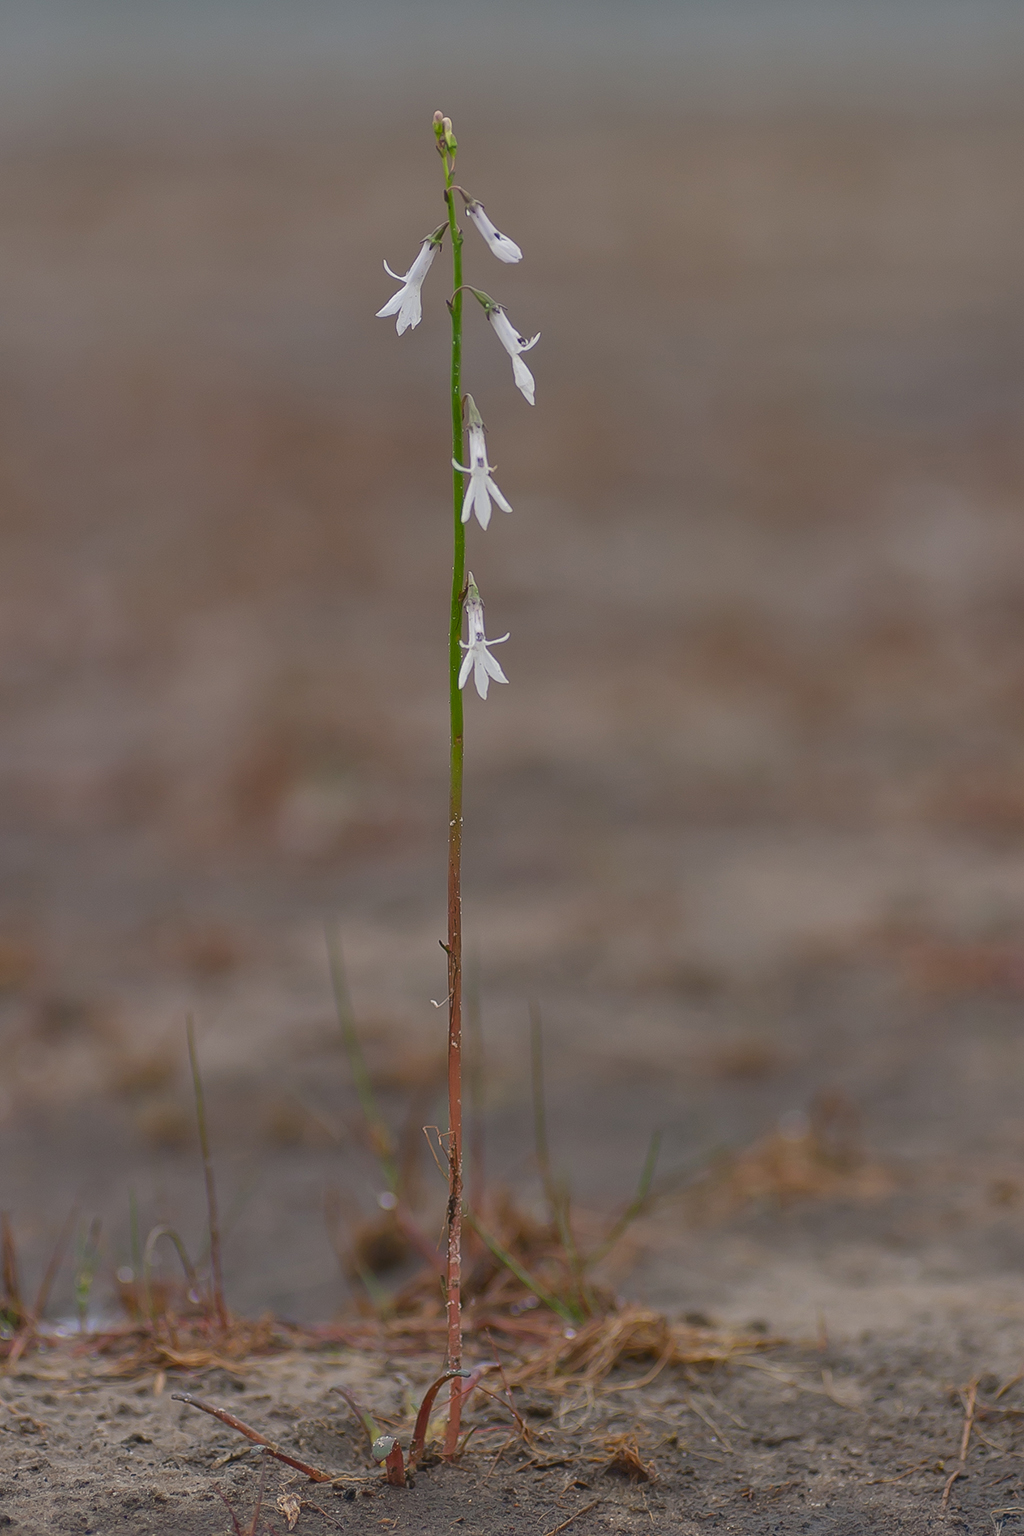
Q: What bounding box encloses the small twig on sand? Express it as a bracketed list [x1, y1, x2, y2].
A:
[540, 1499, 602, 1536]
[299, 1498, 345, 1529]
[941, 1378, 978, 1511]
[867, 1458, 932, 1486]
[172, 1393, 333, 1482]
[940, 1464, 962, 1509]
[959, 1380, 980, 1462]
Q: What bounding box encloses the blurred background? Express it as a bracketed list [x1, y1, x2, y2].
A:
[3, 0, 1024, 1324]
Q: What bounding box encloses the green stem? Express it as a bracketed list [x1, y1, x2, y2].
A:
[464, 1211, 582, 1327]
[530, 1004, 590, 1315]
[326, 927, 399, 1193]
[442, 131, 466, 1458]
[586, 1129, 662, 1268]
[186, 1017, 228, 1331]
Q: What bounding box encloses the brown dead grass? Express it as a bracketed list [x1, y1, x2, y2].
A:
[503, 1306, 771, 1395]
[595, 1432, 656, 1483]
[685, 1094, 893, 1221]
[1, 1298, 771, 1403]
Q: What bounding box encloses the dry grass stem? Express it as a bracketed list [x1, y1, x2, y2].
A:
[186, 1018, 229, 1332]
[505, 1306, 768, 1394]
[596, 1433, 655, 1482]
[173, 1391, 335, 1482]
[941, 1378, 979, 1511]
[540, 1498, 603, 1536]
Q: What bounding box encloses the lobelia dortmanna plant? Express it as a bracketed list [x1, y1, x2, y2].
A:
[376, 111, 537, 1457]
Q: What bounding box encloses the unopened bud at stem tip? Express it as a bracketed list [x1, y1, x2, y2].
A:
[463, 393, 484, 430]
[437, 114, 457, 152]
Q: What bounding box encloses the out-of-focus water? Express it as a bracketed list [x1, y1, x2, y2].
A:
[2, 0, 1024, 123]
[2, 0, 1024, 1322]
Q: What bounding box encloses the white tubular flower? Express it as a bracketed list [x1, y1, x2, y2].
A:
[458, 189, 522, 263]
[376, 224, 446, 335]
[469, 289, 539, 405]
[459, 573, 509, 700]
[452, 395, 512, 530]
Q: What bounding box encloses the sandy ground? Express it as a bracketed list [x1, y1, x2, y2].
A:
[7, 1329, 1024, 1534]
[2, 79, 1024, 1531]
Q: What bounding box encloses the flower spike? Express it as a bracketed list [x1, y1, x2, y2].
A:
[468, 288, 539, 404]
[456, 189, 522, 264]
[452, 396, 512, 530]
[459, 573, 509, 699]
[376, 224, 447, 335]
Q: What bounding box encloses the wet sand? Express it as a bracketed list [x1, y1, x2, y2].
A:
[1, 80, 1024, 1531]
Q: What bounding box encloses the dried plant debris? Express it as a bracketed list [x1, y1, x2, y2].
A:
[506, 1307, 772, 1395]
[6, 1334, 1024, 1533]
[685, 1092, 893, 1220]
[596, 1432, 656, 1482]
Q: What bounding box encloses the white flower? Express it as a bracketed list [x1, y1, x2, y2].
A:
[452, 396, 512, 530]
[376, 225, 445, 335]
[459, 573, 509, 699]
[509, 351, 537, 405]
[469, 291, 539, 404]
[459, 192, 522, 264]
[488, 306, 540, 406]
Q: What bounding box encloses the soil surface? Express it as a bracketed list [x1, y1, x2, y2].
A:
[3, 23, 1024, 1535]
[5, 1332, 1024, 1534]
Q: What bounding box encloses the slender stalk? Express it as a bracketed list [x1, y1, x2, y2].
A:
[529, 1002, 555, 1218]
[186, 1016, 229, 1331]
[128, 1188, 141, 1281]
[31, 1201, 79, 1323]
[73, 1216, 102, 1332]
[409, 1367, 472, 1466]
[466, 950, 485, 1212]
[465, 1210, 582, 1326]
[141, 1223, 200, 1331]
[331, 1385, 381, 1454]
[326, 926, 399, 1192]
[586, 1128, 662, 1267]
[530, 1004, 588, 1313]
[440, 114, 467, 1458]
[1, 1212, 23, 1323]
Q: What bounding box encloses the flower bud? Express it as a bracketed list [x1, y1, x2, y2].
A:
[464, 393, 484, 431]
